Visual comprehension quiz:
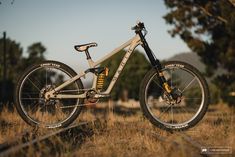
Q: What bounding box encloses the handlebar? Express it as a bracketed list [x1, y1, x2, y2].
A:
[131, 21, 148, 36]
[131, 21, 145, 30]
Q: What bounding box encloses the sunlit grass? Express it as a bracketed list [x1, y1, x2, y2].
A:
[0, 103, 234, 157]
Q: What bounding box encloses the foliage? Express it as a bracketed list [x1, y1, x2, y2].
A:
[0, 36, 46, 103]
[0, 38, 23, 84]
[23, 42, 46, 67]
[213, 74, 235, 105]
[184, 86, 203, 107]
[208, 83, 221, 104]
[100, 50, 151, 100]
[163, 0, 235, 104]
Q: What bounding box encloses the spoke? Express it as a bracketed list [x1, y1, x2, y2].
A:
[54, 109, 61, 122]
[184, 97, 202, 100]
[182, 77, 196, 93]
[170, 70, 173, 87]
[180, 107, 193, 122]
[31, 76, 44, 89]
[55, 106, 66, 120]
[21, 92, 39, 94]
[29, 102, 41, 114]
[181, 107, 191, 114]
[20, 66, 81, 127]
[21, 98, 41, 100]
[158, 105, 171, 119]
[28, 78, 41, 91]
[55, 101, 66, 116]
[171, 106, 173, 124]
[174, 106, 183, 123]
[46, 67, 48, 86]
[146, 66, 204, 125]
[152, 78, 165, 91]
[177, 107, 187, 123]
[40, 107, 44, 121]
[39, 104, 47, 110]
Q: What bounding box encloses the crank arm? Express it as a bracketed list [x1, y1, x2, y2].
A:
[94, 94, 110, 98]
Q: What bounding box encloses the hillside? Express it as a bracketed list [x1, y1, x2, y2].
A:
[167, 52, 205, 73]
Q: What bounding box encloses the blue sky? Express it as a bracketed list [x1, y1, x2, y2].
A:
[0, 0, 190, 71]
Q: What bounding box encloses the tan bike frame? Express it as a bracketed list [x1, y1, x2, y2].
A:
[45, 35, 142, 99]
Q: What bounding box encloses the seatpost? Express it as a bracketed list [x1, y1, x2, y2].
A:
[84, 50, 95, 68]
[85, 50, 92, 60]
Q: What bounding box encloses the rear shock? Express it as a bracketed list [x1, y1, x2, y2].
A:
[96, 67, 109, 91]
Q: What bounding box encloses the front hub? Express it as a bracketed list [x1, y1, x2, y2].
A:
[171, 88, 183, 104]
[163, 88, 182, 105]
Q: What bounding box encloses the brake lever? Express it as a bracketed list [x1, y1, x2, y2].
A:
[143, 28, 148, 36]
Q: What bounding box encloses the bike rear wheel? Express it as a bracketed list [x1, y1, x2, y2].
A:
[15, 61, 84, 128]
[139, 61, 209, 131]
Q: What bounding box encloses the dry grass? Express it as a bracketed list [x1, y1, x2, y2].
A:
[0, 102, 234, 157]
[73, 103, 234, 157]
[0, 107, 30, 143]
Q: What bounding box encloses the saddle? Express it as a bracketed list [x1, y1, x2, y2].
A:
[74, 42, 97, 52]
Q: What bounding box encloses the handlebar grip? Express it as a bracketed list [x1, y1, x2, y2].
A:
[131, 25, 138, 30]
[131, 21, 145, 31]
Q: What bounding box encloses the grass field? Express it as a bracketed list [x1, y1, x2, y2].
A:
[0, 102, 234, 157]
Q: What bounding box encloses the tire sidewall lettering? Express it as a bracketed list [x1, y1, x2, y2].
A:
[40, 63, 60, 68]
[165, 64, 184, 68]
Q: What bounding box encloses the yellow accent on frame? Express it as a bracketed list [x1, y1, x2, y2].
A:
[163, 83, 172, 93]
[104, 68, 109, 76]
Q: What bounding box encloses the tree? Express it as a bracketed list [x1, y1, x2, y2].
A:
[0, 36, 46, 103]
[22, 42, 46, 67]
[163, 0, 235, 104]
[0, 38, 23, 103]
[100, 50, 151, 100]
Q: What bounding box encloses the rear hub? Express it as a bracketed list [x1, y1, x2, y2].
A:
[39, 85, 56, 105]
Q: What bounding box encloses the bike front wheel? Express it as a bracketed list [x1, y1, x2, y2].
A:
[15, 61, 84, 128]
[139, 61, 209, 131]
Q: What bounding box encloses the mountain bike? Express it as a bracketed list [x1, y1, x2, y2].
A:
[15, 21, 209, 131]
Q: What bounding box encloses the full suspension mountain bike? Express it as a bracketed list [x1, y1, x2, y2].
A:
[15, 22, 209, 131]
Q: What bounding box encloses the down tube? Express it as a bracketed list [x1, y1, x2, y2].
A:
[102, 41, 141, 94]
